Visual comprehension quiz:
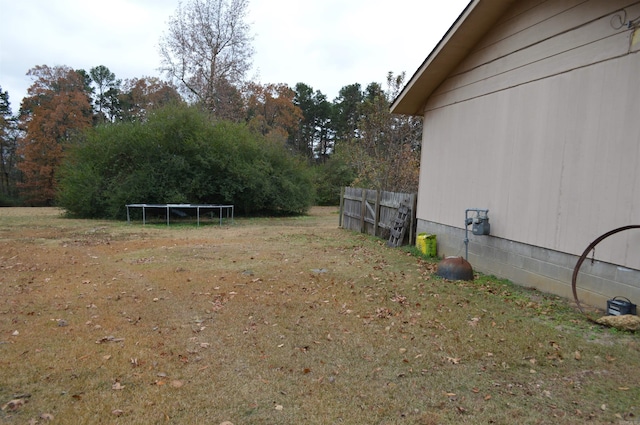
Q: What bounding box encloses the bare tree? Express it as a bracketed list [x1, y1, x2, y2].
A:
[159, 0, 253, 117]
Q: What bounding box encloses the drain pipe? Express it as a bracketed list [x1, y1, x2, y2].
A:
[464, 209, 490, 260]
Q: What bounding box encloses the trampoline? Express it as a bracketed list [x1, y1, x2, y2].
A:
[125, 204, 234, 226]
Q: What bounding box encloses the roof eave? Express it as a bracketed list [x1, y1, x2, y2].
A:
[391, 0, 516, 116]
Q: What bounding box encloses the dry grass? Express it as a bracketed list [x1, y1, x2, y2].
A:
[1, 207, 639, 424]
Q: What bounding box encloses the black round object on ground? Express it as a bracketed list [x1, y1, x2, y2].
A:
[436, 256, 474, 281]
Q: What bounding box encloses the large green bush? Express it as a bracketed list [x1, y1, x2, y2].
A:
[57, 105, 314, 218]
[312, 157, 355, 206]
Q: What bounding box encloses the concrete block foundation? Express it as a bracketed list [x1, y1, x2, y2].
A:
[417, 220, 640, 310]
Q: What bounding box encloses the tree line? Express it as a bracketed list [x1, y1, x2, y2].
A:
[0, 0, 422, 213]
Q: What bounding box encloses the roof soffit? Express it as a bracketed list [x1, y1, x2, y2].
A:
[391, 0, 517, 116]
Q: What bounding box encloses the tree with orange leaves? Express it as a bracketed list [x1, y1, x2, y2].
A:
[17, 65, 93, 205]
[119, 77, 184, 122]
[244, 83, 302, 142]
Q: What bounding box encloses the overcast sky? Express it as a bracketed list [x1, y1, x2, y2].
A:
[0, 0, 469, 113]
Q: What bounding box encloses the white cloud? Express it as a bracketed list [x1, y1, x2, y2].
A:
[0, 0, 469, 112]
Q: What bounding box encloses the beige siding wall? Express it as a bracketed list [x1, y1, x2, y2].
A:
[418, 0, 640, 269]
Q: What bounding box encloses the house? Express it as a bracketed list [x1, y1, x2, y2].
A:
[391, 0, 640, 308]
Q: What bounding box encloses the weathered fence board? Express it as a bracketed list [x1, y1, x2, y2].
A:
[340, 187, 417, 246]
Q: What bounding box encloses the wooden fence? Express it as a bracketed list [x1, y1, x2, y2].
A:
[339, 187, 417, 246]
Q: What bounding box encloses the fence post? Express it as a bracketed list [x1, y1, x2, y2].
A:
[360, 189, 367, 233]
[409, 193, 417, 246]
[374, 190, 381, 237]
[339, 187, 345, 228]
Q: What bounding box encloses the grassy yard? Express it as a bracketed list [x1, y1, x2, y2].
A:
[0, 207, 638, 424]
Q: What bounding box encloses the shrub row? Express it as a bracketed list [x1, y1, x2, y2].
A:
[57, 105, 314, 218]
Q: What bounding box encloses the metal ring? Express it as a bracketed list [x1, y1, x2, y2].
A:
[571, 225, 640, 314]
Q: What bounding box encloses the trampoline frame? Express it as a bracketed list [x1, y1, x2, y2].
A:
[125, 203, 234, 226]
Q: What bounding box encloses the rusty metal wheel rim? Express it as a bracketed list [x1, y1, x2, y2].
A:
[571, 225, 640, 314]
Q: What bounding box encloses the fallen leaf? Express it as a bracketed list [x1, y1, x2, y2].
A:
[96, 336, 124, 344]
[112, 409, 124, 416]
[1, 398, 28, 411]
[275, 404, 284, 411]
[484, 394, 492, 400]
[170, 380, 184, 388]
[40, 413, 55, 421]
[574, 351, 581, 360]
